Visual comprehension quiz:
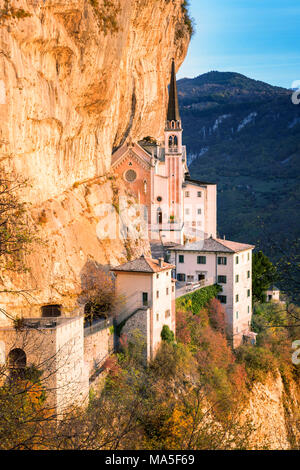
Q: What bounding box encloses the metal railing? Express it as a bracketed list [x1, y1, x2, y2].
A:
[84, 317, 113, 337]
[176, 277, 215, 299]
[22, 316, 81, 330]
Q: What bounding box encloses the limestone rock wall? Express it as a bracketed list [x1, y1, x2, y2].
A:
[0, 0, 189, 202]
[242, 372, 300, 449]
[0, 0, 189, 319]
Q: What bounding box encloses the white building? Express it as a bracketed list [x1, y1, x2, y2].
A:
[112, 255, 176, 361]
[168, 238, 255, 348]
[266, 285, 281, 303]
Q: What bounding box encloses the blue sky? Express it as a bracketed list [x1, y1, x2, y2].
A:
[177, 0, 300, 88]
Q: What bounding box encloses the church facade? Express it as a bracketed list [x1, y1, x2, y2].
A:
[111, 60, 216, 244]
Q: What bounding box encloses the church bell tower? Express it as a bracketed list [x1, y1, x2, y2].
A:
[164, 59, 184, 227]
[165, 58, 183, 153]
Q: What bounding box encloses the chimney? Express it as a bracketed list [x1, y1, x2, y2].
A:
[159, 257, 164, 267]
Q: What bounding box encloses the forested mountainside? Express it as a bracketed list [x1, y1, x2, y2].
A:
[179, 71, 300, 268]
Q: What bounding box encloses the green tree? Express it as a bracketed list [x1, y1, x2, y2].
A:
[252, 251, 277, 303]
[161, 325, 175, 344]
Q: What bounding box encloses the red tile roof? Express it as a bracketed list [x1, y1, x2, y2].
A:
[112, 255, 175, 273]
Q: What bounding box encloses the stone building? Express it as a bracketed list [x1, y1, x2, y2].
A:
[0, 316, 89, 415]
[112, 255, 176, 361]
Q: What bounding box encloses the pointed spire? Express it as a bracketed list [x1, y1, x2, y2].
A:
[167, 58, 180, 122]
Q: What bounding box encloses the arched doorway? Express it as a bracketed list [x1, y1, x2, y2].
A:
[8, 348, 26, 369]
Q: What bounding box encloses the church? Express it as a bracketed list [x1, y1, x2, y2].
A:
[112, 60, 255, 348]
[111, 59, 216, 244]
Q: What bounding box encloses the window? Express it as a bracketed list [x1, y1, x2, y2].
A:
[185, 208, 190, 215]
[247, 270, 250, 279]
[177, 273, 186, 282]
[179, 255, 184, 263]
[236, 326, 239, 333]
[166, 287, 169, 295]
[197, 256, 206, 264]
[185, 191, 190, 198]
[156, 313, 159, 321]
[236, 312, 239, 319]
[248, 305, 250, 314]
[247, 289, 251, 297]
[157, 196, 162, 202]
[156, 274, 159, 279]
[217, 275, 227, 284]
[197, 208, 202, 215]
[218, 295, 227, 304]
[124, 169, 137, 183]
[235, 294, 239, 302]
[172, 285, 175, 292]
[235, 274, 239, 283]
[218, 257, 227, 265]
[41, 304, 61, 317]
[236, 256, 239, 264]
[166, 271, 169, 276]
[165, 310, 171, 318]
[247, 253, 250, 261]
[156, 290, 159, 299]
[142, 292, 148, 306]
[197, 191, 202, 197]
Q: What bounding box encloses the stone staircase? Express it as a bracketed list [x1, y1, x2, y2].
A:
[150, 240, 165, 260]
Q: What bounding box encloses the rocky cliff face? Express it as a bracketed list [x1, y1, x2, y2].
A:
[0, 0, 189, 202]
[242, 372, 300, 449]
[0, 0, 190, 319]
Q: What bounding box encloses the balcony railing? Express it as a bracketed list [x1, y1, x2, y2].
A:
[84, 317, 113, 337]
[21, 316, 81, 330]
[176, 277, 215, 299]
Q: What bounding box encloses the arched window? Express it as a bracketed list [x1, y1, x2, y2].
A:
[41, 304, 62, 317]
[171, 121, 175, 129]
[168, 135, 178, 150]
[8, 348, 26, 369]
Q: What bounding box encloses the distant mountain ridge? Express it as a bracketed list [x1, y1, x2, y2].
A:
[178, 71, 300, 257]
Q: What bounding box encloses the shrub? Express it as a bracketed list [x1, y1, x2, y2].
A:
[161, 325, 175, 344]
[207, 297, 226, 333]
[176, 284, 222, 315]
[235, 345, 278, 384]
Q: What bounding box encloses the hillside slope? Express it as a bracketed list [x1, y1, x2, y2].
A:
[178, 72, 300, 257]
